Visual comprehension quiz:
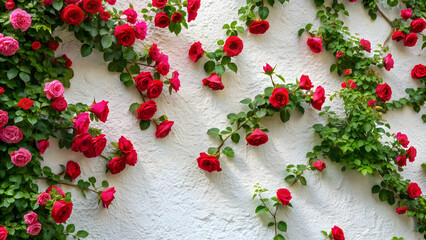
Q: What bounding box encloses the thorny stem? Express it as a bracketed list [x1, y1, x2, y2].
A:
[38, 177, 99, 194]
[125, 66, 147, 102]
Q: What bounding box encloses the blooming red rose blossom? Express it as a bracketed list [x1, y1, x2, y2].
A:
[122, 8, 137, 24]
[5, 0, 14, 10]
[0, 87, 4, 95]
[401, 9, 412, 20]
[396, 206, 408, 215]
[407, 182, 422, 199]
[187, 0, 200, 22]
[344, 69, 352, 75]
[146, 80, 164, 99]
[90, 100, 109, 122]
[107, 157, 127, 174]
[404, 33, 418, 47]
[74, 113, 90, 133]
[203, 73, 224, 90]
[152, 0, 167, 9]
[307, 37, 322, 53]
[61, 54, 72, 68]
[137, 100, 157, 120]
[61, 4, 84, 26]
[48, 39, 59, 51]
[376, 83, 392, 102]
[37, 140, 50, 154]
[170, 71, 180, 92]
[396, 132, 409, 148]
[411, 64, 426, 79]
[312, 86, 326, 110]
[360, 39, 371, 52]
[114, 24, 136, 47]
[188, 41, 204, 62]
[246, 129, 268, 146]
[101, 187, 116, 208]
[300, 75, 314, 90]
[411, 19, 426, 33]
[197, 153, 222, 172]
[391, 30, 405, 42]
[155, 120, 174, 138]
[155, 12, 170, 28]
[269, 87, 290, 108]
[118, 136, 134, 153]
[125, 150, 138, 166]
[171, 12, 182, 23]
[313, 161, 326, 172]
[276, 188, 292, 205]
[149, 44, 161, 61]
[134, 72, 153, 91]
[66, 160, 81, 180]
[249, 20, 270, 34]
[397, 155, 407, 167]
[367, 99, 377, 107]
[17, 98, 34, 110]
[32, 41, 41, 50]
[335, 51, 344, 59]
[384, 54, 394, 71]
[71, 133, 92, 153]
[83, 0, 102, 14]
[331, 226, 345, 240]
[51, 200, 73, 223]
[407, 146, 417, 162]
[0, 226, 7, 240]
[52, 96, 68, 111]
[223, 36, 244, 57]
[100, 9, 111, 21]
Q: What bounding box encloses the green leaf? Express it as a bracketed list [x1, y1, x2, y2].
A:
[19, 72, 30, 82]
[258, 6, 269, 20]
[76, 230, 89, 238]
[7, 68, 18, 80]
[207, 128, 220, 136]
[298, 28, 305, 37]
[66, 224, 75, 233]
[221, 56, 231, 65]
[52, 0, 63, 10]
[102, 180, 109, 188]
[88, 177, 96, 184]
[284, 175, 296, 183]
[139, 120, 151, 130]
[255, 205, 268, 214]
[240, 98, 251, 104]
[274, 234, 285, 240]
[379, 189, 388, 202]
[277, 221, 287, 232]
[215, 64, 225, 76]
[228, 63, 238, 73]
[231, 133, 240, 143]
[101, 35, 112, 49]
[299, 176, 307, 186]
[280, 109, 290, 122]
[204, 61, 215, 73]
[222, 147, 235, 157]
[387, 0, 398, 7]
[207, 147, 218, 155]
[129, 103, 140, 112]
[81, 44, 92, 57]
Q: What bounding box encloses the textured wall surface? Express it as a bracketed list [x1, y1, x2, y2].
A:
[41, 0, 425, 239]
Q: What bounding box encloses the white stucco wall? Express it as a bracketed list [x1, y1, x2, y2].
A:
[41, 0, 425, 239]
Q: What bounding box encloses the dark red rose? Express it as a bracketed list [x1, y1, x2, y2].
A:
[384, 54, 394, 71]
[100, 9, 111, 21]
[83, 0, 102, 14]
[100, 187, 116, 208]
[401, 9, 412, 20]
[118, 136, 134, 153]
[137, 100, 157, 120]
[125, 150, 138, 166]
[84, 134, 106, 158]
[61, 4, 84, 26]
[276, 188, 292, 205]
[52, 96, 68, 111]
[61, 54, 72, 68]
[367, 99, 377, 107]
[223, 36, 244, 57]
[107, 157, 127, 174]
[312, 86, 326, 110]
[17, 98, 34, 110]
[376, 83, 392, 102]
[407, 146, 417, 162]
[157, 56, 170, 76]
[246, 129, 268, 146]
[32, 41, 41, 50]
[149, 44, 161, 61]
[407, 182, 422, 199]
[300, 75, 314, 90]
[411, 19, 426, 33]
[0, 87, 4, 95]
[249, 20, 270, 34]
[37, 140, 49, 154]
[146, 80, 164, 99]
[48, 39, 59, 51]
[171, 12, 182, 23]
[397, 155, 407, 167]
[188, 41, 204, 62]
[46, 185, 65, 198]
[154, 12, 170, 28]
[90, 100, 109, 122]
[411, 64, 426, 79]
[313, 160, 326, 172]
[203, 73, 224, 90]
[122, 8, 137, 24]
[331, 226, 345, 240]
[269, 87, 289, 108]
[197, 153, 222, 172]
[73, 113, 89, 134]
[404, 33, 418, 47]
[360, 39, 371, 52]
[187, 0, 200, 22]
[335, 51, 344, 59]
[396, 207, 408, 214]
[134, 72, 153, 91]
[155, 120, 174, 138]
[307, 37, 322, 53]
[5, 0, 14, 10]
[51, 200, 73, 223]
[71, 133, 92, 153]
[66, 160, 81, 180]
[152, 0, 167, 9]
[392, 30, 405, 42]
[396, 132, 409, 148]
[114, 24, 135, 47]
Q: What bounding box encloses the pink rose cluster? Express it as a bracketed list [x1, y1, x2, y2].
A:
[392, 10, 425, 47]
[395, 132, 417, 168]
[44, 80, 68, 111]
[23, 212, 42, 236]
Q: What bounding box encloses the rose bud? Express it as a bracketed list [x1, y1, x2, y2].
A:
[269, 87, 289, 108]
[396, 206, 408, 215]
[276, 188, 292, 205]
[223, 36, 244, 57]
[203, 73, 224, 90]
[263, 63, 274, 75]
[107, 157, 127, 174]
[376, 83, 392, 102]
[51, 200, 73, 223]
[331, 226, 345, 240]
[137, 100, 157, 120]
[188, 41, 204, 62]
[90, 100, 109, 123]
[170, 71, 181, 92]
[66, 160, 81, 180]
[249, 20, 270, 34]
[246, 129, 268, 146]
[407, 182, 422, 199]
[155, 119, 174, 138]
[312, 160, 326, 172]
[335, 51, 344, 59]
[300, 75, 314, 90]
[101, 187, 116, 208]
[307, 37, 322, 53]
[197, 153, 222, 172]
[37, 140, 50, 154]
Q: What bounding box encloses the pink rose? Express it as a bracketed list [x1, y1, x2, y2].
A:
[0, 110, 9, 128]
[44, 80, 65, 99]
[135, 21, 148, 40]
[0, 36, 19, 56]
[307, 37, 322, 53]
[396, 132, 409, 148]
[37, 140, 49, 154]
[203, 73, 224, 90]
[51, 96, 68, 111]
[90, 100, 109, 123]
[155, 120, 174, 138]
[27, 222, 41, 235]
[24, 211, 38, 225]
[312, 86, 326, 110]
[101, 187, 116, 208]
[401, 9, 412, 20]
[335, 51, 344, 59]
[10, 148, 32, 167]
[360, 39, 371, 52]
[407, 146, 417, 162]
[384, 54, 394, 71]
[0, 226, 6, 240]
[37, 192, 51, 206]
[0, 125, 23, 143]
[122, 8, 137, 24]
[300, 75, 314, 90]
[313, 160, 326, 172]
[46, 185, 65, 198]
[10, 9, 31, 31]
[396, 155, 407, 167]
[74, 113, 90, 133]
[170, 71, 180, 92]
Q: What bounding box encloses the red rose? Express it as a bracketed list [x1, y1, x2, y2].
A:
[83, 134, 106, 158]
[188, 41, 204, 62]
[51, 200, 73, 223]
[312, 86, 326, 110]
[376, 83, 392, 102]
[152, 0, 167, 9]
[17, 98, 34, 110]
[171, 12, 182, 23]
[154, 12, 170, 28]
[71, 133, 92, 152]
[61, 4, 84, 26]
[0, 226, 7, 240]
[83, 0, 102, 14]
[407, 146, 417, 162]
[223, 36, 244, 57]
[134, 72, 153, 91]
[396, 155, 407, 167]
[269, 87, 289, 108]
[122, 8, 137, 24]
[37, 140, 49, 154]
[137, 100, 157, 120]
[48, 39, 59, 51]
[246, 129, 268, 146]
[331, 226, 345, 240]
[52, 96, 68, 111]
[404, 33, 418, 47]
[300, 75, 314, 90]
[155, 119, 174, 138]
[157, 57, 170, 76]
[392, 30, 405, 42]
[107, 157, 127, 174]
[66, 160, 81, 180]
[170, 71, 180, 92]
[146, 80, 164, 99]
[0, 125, 23, 143]
[203, 73, 224, 90]
[313, 160, 326, 172]
[335, 51, 344, 59]
[187, 0, 200, 22]
[74, 113, 89, 134]
[46, 185, 65, 198]
[125, 150, 138, 166]
[90, 100, 109, 123]
[263, 63, 273, 75]
[149, 44, 161, 61]
[411, 64, 426, 79]
[396, 132, 409, 148]
[307, 37, 322, 53]
[401, 9, 412, 20]
[100, 10, 111, 21]
[249, 20, 270, 34]
[411, 18, 426, 33]
[276, 188, 292, 205]
[100, 187, 116, 208]
[0, 87, 4, 95]
[367, 99, 376, 107]
[5, 0, 14, 10]
[32, 41, 41, 50]
[118, 136, 134, 153]
[114, 24, 136, 47]
[344, 69, 352, 75]
[360, 39, 371, 52]
[197, 152, 222, 172]
[62, 54, 72, 68]
[396, 206, 408, 214]
[407, 182, 422, 199]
